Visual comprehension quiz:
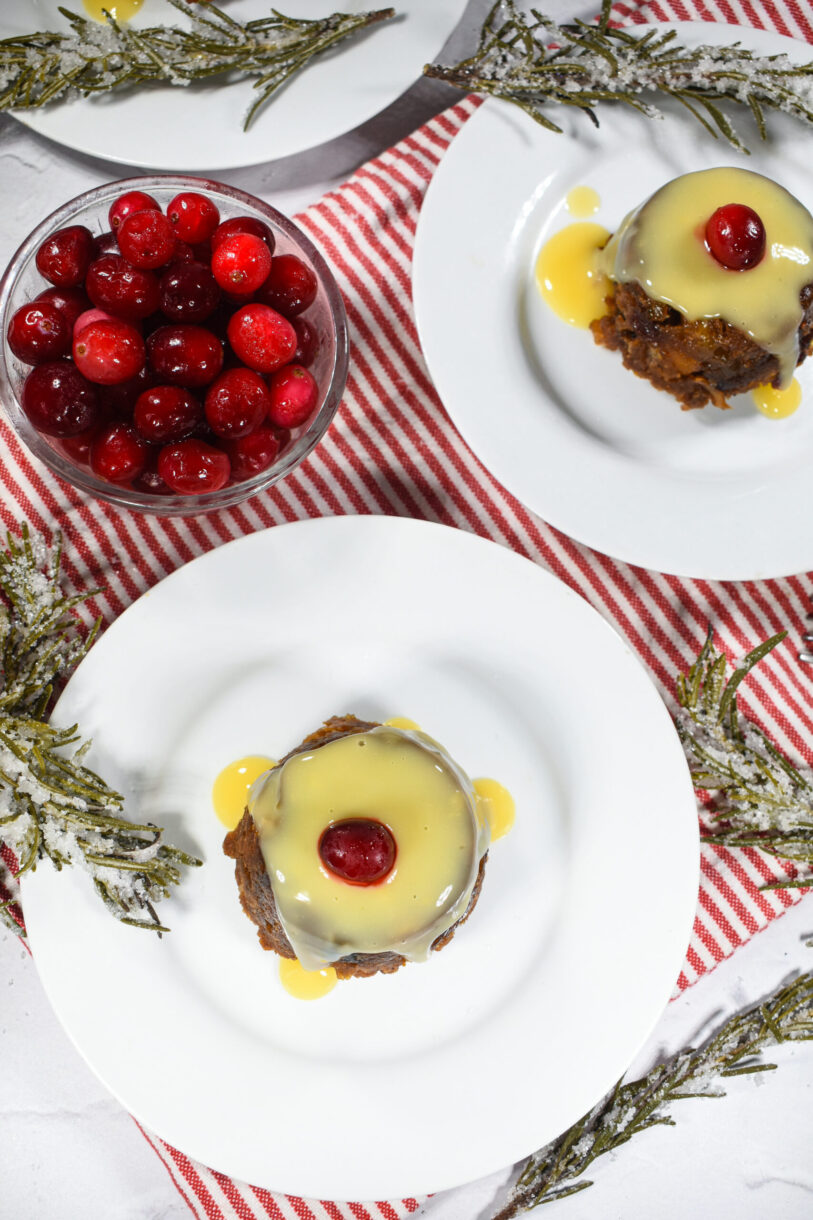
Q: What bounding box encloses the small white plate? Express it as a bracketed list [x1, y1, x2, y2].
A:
[2, 0, 467, 169]
[414, 26, 813, 580]
[22, 516, 698, 1199]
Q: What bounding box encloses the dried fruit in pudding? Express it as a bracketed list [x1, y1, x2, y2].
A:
[223, 716, 490, 978]
[591, 168, 813, 410]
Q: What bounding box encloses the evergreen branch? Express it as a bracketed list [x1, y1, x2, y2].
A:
[675, 629, 813, 889]
[0, 2, 396, 131]
[425, 0, 813, 153]
[493, 972, 813, 1218]
[0, 526, 200, 937]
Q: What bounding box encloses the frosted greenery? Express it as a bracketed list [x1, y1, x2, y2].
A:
[494, 971, 813, 1217]
[425, 0, 813, 153]
[0, 526, 199, 937]
[0, 1, 395, 130]
[676, 629, 813, 889]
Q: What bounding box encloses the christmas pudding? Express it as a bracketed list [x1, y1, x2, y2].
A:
[222, 715, 490, 978]
[590, 167, 813, 410]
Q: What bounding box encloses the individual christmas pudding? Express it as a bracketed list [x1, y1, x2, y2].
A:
[223, 716, 492, 979]
[590, 167, 813, 412]
[0, 176, 348, 514]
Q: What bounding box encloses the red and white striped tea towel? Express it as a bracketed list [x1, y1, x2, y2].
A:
[2, 1, 813, 1216]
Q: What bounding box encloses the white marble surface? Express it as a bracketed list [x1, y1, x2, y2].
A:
[3, 1, 813, 1217]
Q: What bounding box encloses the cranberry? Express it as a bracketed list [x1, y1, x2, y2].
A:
[117, 209, 176, 269]
[134, 384, 201, 442]
[292, 316, 318, 367]
[8, 301, 71, 364]
[318, 819, 396, 886]
[227, 303, 296, 373]
[211, 215, 275, 255]
[35, 286, 91, 332]
[133, 462, 174, 496]
[35, 225, 95, 288]
[169, 240, 197, 264]
[204, 367, 270, 438]
[148, 324, 223, 387]
[90, 421, 150, 482]
[157, 438, 230, 494]
[86, 254, 160, 320]
[167, 192, 220, 244]
[266, 364, 318, 428]
[211, 233, 272, 294]
[93, 230, 119, 258]
[73, 307, 115, 337]
[257, 254, 317, 317]
[21, 360, 99, 436]
[158, 261, 220, 323]
[60, 423, 101, 464]
[109, 190, 159, 231]
[98, 368, 152, 418]
[224, 424, 282, 480]
[704, 204, 766, 271]
[73, 318, 145, 385]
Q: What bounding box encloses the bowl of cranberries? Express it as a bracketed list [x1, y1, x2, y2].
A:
[0, 176, 348, 513]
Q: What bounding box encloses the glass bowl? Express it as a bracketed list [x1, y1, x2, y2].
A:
[0, 176, 348, 515]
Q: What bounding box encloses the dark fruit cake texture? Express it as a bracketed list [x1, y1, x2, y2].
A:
[590, 167, 813, 411]
[223, 716, 490, 980]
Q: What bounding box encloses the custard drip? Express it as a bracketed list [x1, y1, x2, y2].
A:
[600, 167, 813, 387]
[250, 726, 490, 972]
[566, 185, 601, 218]
[474, 777, 515, 841]
[278, 958, 337, 1000]
[212, 755, 275, 829]
[753, 377, 802, 419]
[535, 222, 611, 329]
[83, 0, 144, 21]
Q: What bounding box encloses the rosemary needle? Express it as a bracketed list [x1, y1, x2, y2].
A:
[425, 0, 813, 153]
[0, 526, 200, 936]
[0, 2, 396, 131]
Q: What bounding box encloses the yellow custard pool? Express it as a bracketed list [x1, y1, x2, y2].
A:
[221, 716, 513, 992]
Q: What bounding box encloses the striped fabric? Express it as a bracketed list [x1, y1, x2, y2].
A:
[3, 1, 813, 1216]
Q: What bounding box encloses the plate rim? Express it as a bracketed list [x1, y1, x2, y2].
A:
[6, 0, 469, 171]
[22, 515, 699, 1198]
[413, 23, 813, 580]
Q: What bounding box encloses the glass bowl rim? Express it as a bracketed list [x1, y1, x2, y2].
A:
[0, 174, 349, 516]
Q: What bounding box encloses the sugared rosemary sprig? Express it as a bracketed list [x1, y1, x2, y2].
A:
[493, 970, 813, 1218]
[676, 629, 813, 889]
[0, 1, 395, 131]
[425, 0, 813, 153]
[0, 526, 200, 937]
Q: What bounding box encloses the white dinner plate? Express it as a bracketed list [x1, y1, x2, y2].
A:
[23, 516, 698, 1199]
[0, 0, 467, 169]
[414, 26, 813, 580]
